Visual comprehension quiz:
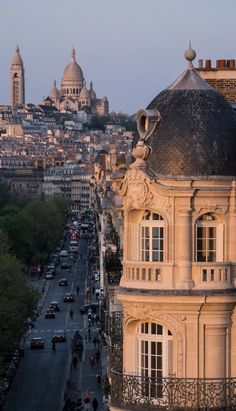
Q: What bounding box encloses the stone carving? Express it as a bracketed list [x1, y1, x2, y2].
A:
[119, 168, 153, 209]
[123, 302, 186, 376]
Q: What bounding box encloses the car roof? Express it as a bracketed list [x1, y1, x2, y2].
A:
[50, 301, 59, 304]
[32, 337, 43, 340]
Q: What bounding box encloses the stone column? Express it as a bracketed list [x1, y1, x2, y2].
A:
[205, 325, 226, 378]
[176, 209, 193, 289]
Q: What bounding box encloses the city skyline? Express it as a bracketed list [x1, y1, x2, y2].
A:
[0, 0, 236, 113]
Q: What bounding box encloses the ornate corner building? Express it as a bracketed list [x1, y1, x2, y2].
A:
[110, 47, 236, 410]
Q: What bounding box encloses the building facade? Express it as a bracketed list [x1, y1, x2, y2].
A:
[197, 58, 236, 102]
[110, 47, 236, 410]
[10, 46, 25, 106]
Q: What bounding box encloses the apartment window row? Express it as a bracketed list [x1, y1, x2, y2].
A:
[139, 211, 224, 263]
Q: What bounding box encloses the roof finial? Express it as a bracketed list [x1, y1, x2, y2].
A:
[71, 47, 75, 61]
[16, 45, 19, 53]
[53, 80, 57, 88]
[184, 41, 196, 69]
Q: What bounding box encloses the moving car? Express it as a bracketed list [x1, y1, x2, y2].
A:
[45, 309, 55, 319]
[64, 293, 74, 302]
[51, 330, 66, 342]
[45, 272, 53, 280]
[58, 278, 68, 286]
[47, 264, 55, 274]
[49, 301, 60, 311]
[60, 250, 68, 258]
[60, 262, 72, 270]
[30, 337, 44, 349]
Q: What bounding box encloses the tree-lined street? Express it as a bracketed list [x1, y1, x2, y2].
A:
[3, 237, 89, 411]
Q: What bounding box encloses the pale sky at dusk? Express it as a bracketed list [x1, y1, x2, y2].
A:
[0, 0, 235, 114]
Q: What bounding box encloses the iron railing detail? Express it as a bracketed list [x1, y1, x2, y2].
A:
[111, 368, 236, 410]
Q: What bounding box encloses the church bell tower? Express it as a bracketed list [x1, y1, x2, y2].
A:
[10, 46, 25, 106]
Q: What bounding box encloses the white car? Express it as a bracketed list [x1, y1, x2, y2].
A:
[60, 250, 68, 258]
[45, 273, 53, 280]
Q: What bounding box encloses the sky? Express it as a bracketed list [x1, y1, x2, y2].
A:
[0, 0, 236, 114]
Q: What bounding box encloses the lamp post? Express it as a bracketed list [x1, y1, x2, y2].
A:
[88, 317, 92, 342]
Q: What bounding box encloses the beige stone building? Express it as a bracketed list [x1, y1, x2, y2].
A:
[10, 46, 25, 106]
[110, 47, 236, 410]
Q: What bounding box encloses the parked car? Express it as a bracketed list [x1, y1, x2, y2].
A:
[30, 337, 44, 349]
[45, 273, 53, 280]
[45, 309, 55, 319]
[58, 278, 68, 286]
[64, 293, 74, 302]
[49, 301, 60, 311]
[51, 330, 66, 342]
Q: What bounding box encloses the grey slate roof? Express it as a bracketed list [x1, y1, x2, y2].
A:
[146, 88, 236, 176]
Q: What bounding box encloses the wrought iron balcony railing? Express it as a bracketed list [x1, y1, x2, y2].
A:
[111, 368, 236, 410]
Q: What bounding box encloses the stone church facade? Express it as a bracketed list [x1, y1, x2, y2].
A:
[46, 48, 109, 115]
[110, 47, 236, 410]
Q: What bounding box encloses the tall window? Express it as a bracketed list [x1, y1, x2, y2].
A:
[196, 213, 220, 262]
[141, 211, 164, 262]
[137, 322, 173, 398]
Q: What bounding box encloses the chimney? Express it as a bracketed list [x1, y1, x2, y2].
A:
[221, 59, 227, 68]
[227, 59, 236, 68]
[205, 59, 211, 69]
[216, 60, 222, 69]
[198, 59, 203, 69]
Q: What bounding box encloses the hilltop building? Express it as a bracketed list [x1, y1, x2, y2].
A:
[109, 46, 236, 410]
[10, 46, 25, 106]
[45, 48, 109, 115]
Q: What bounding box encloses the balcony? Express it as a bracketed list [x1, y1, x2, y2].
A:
[111, 368, 236, 410]
[121, 261, 173, 289]
[192, 263, 232, 289]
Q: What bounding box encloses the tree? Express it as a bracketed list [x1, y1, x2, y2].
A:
[0, 235, 38, 368]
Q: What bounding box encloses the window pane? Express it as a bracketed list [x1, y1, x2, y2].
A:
[151, 355, 156, 369]
[157, 356, 162, 369]
[151, 341, 156, 354]
[152, 227, 159, 238]
[151, 323, 156, 334]
[157, 342, 162, 355]
[157, 325, 163, 335]
[209, 251, 216, 262]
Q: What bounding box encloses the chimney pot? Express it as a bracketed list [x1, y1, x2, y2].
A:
[198, 59, 203, 69]
[227, 59, 235, 68]
[205, 59, 211, 69]
[216, 60, 221, 69]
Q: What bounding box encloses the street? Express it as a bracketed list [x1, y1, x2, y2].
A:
[3, 238, 88, 411]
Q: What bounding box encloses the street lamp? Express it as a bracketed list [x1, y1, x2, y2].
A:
[88, 317, 92, 342]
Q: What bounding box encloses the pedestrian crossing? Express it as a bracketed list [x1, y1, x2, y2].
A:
[31, 328, 84, 334]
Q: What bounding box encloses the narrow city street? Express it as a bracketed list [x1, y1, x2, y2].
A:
[3, 237, 103, 411]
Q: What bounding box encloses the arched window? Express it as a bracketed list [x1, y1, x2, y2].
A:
[136, 322, 173, 398]
[195, 213, 223, 262]
[141, 211, 164, 262]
